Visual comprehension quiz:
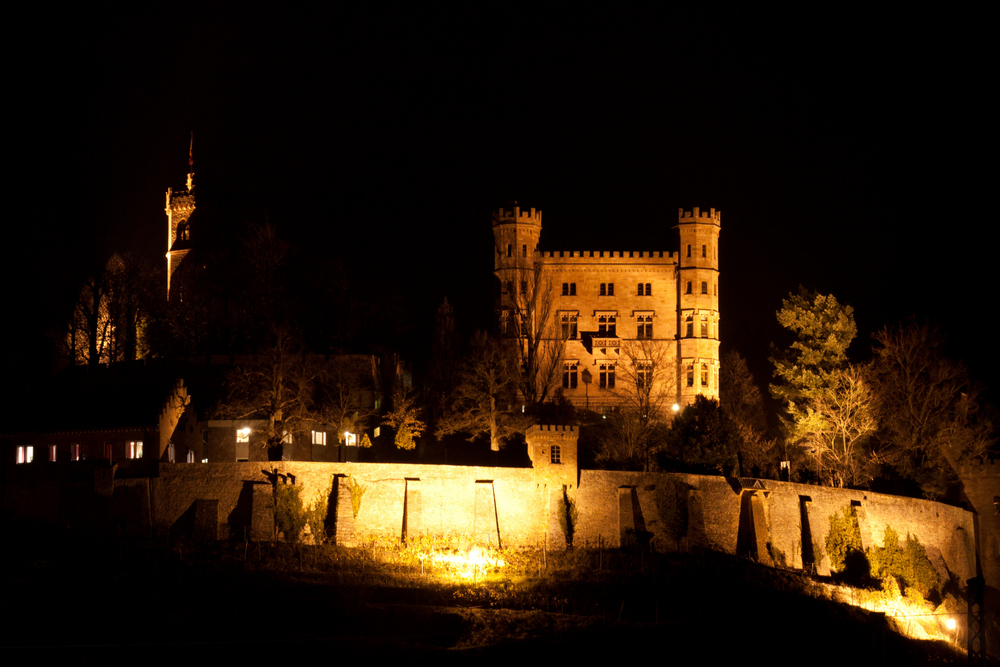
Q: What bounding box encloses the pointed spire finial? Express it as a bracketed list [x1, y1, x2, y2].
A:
[186, 132, 195, 191]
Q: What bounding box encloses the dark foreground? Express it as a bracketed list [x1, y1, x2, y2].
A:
[1, 536, 972, 666]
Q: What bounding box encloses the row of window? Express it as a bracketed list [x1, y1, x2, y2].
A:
[562, 361, 718, 390]
[685, 281, 717, 296]
[558, 313, 654, 339]
[686, 243, 717, 260]
[17, 441, 145, 464]
[560, 283, 654, 297]
[505, 243, 529, 258]
[684, 314, 718, 339]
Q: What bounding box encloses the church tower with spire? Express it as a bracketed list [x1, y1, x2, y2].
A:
[166, 135, 195, 301]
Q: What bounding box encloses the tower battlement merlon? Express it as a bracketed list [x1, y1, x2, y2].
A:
[492, 205, 542, 227]
[677, 207, 722, 224]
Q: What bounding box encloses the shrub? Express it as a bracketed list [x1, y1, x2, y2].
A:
[273, 482, 307, 542]
[347, 476, 367, 520]
[866, 526, 939, 600]
[826, 506, 863, 573]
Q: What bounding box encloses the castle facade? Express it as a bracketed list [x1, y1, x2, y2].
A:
[493, 204, 720, 411]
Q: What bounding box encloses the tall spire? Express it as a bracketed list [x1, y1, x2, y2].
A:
[186, 132, 194, 192]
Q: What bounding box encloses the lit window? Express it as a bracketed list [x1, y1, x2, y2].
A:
[599, 363, 615, 389]
[312, 430, 326, 445]
[685, 315, 694, 338]
[686, 364, 694, 387]
[186, 450, 195, 463]
[551, 444, 562, 464]
[636, 315, 652, 339]
[168, 443, 175, 463]
[563, 362, 578, 389]
[637, 363, 652, 390]
[237, 428, 251, 443]
[71, 444, 80, 461]
[344, 432, 358, 446]
[49, 444, 57, 462]
[127, 441, 143, 459]
[701, 364, 709, 387]
[560, 313, 578, 339]
[17, 446, 33, 464]
[701, 317, 708, 338]
[282, 431, 292, 444]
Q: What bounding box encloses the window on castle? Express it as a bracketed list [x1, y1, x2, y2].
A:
[17, 446, 33, 464]
[702, 244, 707, 258]
[522, 244, 527, 257]
[600, 283, 606, 296]
[127, 441, 143, 459]
[506, 280, 514, 296]
[560, 313, 578, 339]
[598, 315, 617, 336]
[637, 315, 652, 339]
[49, 445, 57, 462]
[507, 243, 512, 258]
[563, 362, 578, 389]
[71, 444, 80, 461]
[685, 315, 694, 338]
[686, 282, 692, 294]
[500, 309, 510, 335]
[550, 444, 562, 464]
[645, 283, 651, 296]
[686, 365, 694, 387]
[636, 362, 652, 390]
[104, 443, 112, 460]
[608, 282, 614, 296]
[701, 281, 708, 294]
[168, 443, 175, 463]
[687, 244, 691, 258]
[599, 363, 616, 389]
[637, 283, 644, 296]
[186, 450, 195, 463]
[520, 281, 527, 295]
[562, 283, 569, 296]
[570, 283, 576, 296]
[701, 318, 708, 338]
[701, 364, 709, 387]
[312, 431, 326, 446]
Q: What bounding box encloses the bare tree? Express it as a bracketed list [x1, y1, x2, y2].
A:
[216, 326, 322, 460]
[436, 331, 531, 451]
[314, 355, 379, 444]
[600, 339, 675, 471]
[721, 350, 778, 477]
[870, 321, 996, 496]
[498, 255, 564, 406]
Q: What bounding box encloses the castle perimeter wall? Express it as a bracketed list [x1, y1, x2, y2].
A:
[146, 462, 979, 592]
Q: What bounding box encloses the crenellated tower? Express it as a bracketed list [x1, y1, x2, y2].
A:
[492, 203, 542, 335]
[165, 136, 196, 301]
[675, 207, 721, 404]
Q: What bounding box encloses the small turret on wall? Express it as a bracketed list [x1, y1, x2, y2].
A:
[526, 424, 578, 490]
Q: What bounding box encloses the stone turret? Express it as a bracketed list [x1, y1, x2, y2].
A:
[675, 207, 721, 404]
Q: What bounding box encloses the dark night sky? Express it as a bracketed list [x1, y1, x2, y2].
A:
[8, 7, 995, 399]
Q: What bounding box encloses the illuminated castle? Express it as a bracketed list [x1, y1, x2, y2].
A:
[165, 139, 196, 301]
[493, 204, 721, 411]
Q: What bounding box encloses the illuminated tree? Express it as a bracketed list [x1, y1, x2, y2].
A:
[798, 365, 879, 487]
[870, 321, 996, 497]
[382, 387, 425, 451]
[65, 253, 154, 368]
[314, 355, 379, 444]
[770, 288, 857, 474]
[436, 331, 530, 451]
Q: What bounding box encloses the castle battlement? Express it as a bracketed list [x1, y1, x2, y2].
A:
[540, 249, 677, 264]
[493, 205, 542, 226]
[529, 424, 577, 433]
[678, 207, 721, 224]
